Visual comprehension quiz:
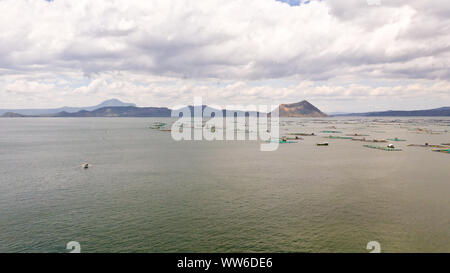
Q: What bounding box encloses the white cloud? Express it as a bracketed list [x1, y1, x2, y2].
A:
[0, 0, 449, 110]
[1, 72, 448, 112]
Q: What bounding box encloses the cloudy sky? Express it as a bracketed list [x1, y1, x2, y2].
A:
[1, 0, 449, 112]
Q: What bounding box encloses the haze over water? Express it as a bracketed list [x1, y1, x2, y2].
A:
[0, 117, 449, 253]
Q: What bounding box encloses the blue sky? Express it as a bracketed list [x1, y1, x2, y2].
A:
[276, 0, 301, 6]
[276, 0, 306, 6]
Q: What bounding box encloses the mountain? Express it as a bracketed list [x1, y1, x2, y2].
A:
[1, 112, 27, 118]
[93, 98, 135, 108]
[337, 107, 450, 117]
[0, 99, 136, 116]
[51, 106, 171, 117]
[49, 105, 259, 118]
[276, 100, 327, 117]
[1, 99, 327, 118]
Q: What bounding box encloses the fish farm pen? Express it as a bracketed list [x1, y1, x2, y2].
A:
[363, 145, 402, 151]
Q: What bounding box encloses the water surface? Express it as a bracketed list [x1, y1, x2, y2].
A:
[0, 117, 449, 252]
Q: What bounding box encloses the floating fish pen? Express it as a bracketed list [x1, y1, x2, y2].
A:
[150, 122, 167, 129]
[409, 128, 443, 135]
[323, 136, 353, 139]
[288, 133, 315, 136]
[153, 122, 166, 126]
[388, 138, 406, 141]
[266, 140, 298, 144]
[285, 136, 303, 140]
[433, 149, 450, 154]
[442, 143, 450, 146]
[320, 130, 342, 133]
[408, 144, 448, 148]
[412, 132, 443, 135]
[352, 138, 387, 143]
[346, 133, 370, 137]
[363, 145, 402, 151]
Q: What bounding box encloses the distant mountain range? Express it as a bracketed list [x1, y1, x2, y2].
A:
[335, 107, 450, 117]
[0, 98, 136, 116]
[1, 99, 328, 118]
[50, 106, 171, 117]
[1, 112, 27, 117]
[4, 99, 448, 117]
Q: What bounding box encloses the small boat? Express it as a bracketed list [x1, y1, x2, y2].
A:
[388, 138, 406, 141]
[387, 144, 395, 149]
[316, 142, 329, 146]
[363, 145, 402, 151]
[82, 163, 90, 169]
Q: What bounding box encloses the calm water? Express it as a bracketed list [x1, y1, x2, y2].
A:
[0, 117, 449, 253]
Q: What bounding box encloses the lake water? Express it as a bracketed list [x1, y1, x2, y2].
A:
[0, 117, 449, 253]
